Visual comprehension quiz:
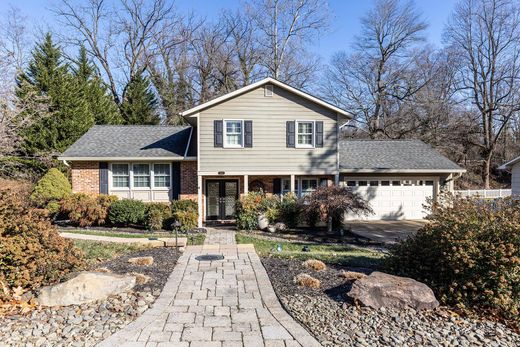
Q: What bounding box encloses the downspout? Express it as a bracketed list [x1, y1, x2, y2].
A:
[335, 114, 340, 185]
[62, 160, 69, 167]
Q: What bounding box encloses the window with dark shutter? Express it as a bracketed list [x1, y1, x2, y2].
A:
[315, 121, 324, 147]
[244, 120, 253, 147]
[171, 162, 181, 200]
[286, 121, 295, 148]
[214, 120, 223, 147]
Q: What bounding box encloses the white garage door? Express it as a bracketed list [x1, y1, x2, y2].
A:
[343, 178, 435, 220]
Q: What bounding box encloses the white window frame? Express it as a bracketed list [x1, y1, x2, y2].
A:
[153, 163, 172, 188]
[111, 163, 130, 189]
[299, 177, 319, 197]
[281, 178, 291, 195]
[223, 119, 244, 148]
[295, 120, 315, 148]
[109, 162, 172, 191]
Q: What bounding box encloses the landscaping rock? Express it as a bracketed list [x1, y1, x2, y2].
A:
[258, 214, 269, 230]
[37, 272, 136, 307]
[131, 273, 151, 285]
[128, 256, 154, 266]
[347, 271, 439, 310]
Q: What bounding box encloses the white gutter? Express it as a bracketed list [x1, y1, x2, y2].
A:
[339, 168, 467, 174]
[58, 156, 197, 161]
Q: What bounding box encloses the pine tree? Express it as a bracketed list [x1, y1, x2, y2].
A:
[16, 33, 93, 155]
[73, 47, 122, 125]
[120, 73, 160, 125]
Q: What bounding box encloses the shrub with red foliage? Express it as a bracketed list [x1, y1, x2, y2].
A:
[60, 193, 117, 227]
[0, 191, 84, 302]
[303, 185, 373, 232]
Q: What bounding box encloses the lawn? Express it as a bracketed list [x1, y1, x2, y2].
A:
[63, 229, 206, 245]
[236, 233, 384, 268]
[73, 240, 148, 264]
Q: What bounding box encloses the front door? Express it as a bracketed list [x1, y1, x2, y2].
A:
[206, 180, 239, 220]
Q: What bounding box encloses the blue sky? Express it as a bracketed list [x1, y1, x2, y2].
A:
[0, 0, 457, 61]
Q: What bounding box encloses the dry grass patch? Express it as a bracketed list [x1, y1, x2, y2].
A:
[132, 273, 151, 285]
[303, 259, 327, 271]
[294, 273, 321, 289]
[339, 270, 367, 282]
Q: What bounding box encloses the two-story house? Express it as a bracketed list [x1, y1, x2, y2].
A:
[59, 78, 465, 226]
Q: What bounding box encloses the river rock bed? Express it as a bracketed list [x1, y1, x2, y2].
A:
[262, 257, 520, 347]
[0, 247, 180, 347]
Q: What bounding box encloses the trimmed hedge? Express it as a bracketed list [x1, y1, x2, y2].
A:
[108, 199, 146, 226]
[145, 203, 172, 230]
[170, 200, 198, 232]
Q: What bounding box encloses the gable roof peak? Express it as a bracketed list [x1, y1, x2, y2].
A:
[180, 77, 352, 118]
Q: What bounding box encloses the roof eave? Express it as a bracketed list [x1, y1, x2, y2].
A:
[499, 156, 520, 169]
[58, 156, 197, 161]
[339, 168, 467, 174]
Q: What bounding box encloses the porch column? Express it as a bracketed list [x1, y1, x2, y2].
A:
[197, 175, 203, 227]
[244, 175, 249, 194]
[290, 174, 296, 193]
[334, 173, 340, 186]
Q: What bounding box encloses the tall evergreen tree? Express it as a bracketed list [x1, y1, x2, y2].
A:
[16, 33, 93, 155]
[73, 47, 122, 125]
[120, 73, 160, 125]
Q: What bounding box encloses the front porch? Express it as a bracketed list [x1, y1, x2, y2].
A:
[196, 174, 336, 227]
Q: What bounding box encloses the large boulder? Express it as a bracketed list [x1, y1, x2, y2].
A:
[37, 272, 136, 306]
[346, 271, 439, 310]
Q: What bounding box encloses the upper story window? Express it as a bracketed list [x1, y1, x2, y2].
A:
[296, 121, 314, 148]
[224, 120, 243, 148]
[112, 163, 129, 188]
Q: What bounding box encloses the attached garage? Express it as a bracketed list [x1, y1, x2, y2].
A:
[339, 140, 465, 221]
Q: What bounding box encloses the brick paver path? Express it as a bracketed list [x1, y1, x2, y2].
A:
[204, 228, 236, 245]
[99, 242, 320, 347]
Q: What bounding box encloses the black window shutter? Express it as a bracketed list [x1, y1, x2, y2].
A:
[99, 162, 108, 194]
[214, 120, 223, 147]
[286, 121, 295, 148]
[315, 121, 324, 148]
[244, 120, 253, 148]
[273, 178, 282, 195]
[171, 162, 181, 200]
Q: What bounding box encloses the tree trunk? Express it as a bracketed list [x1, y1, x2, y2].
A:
[482, 152, 492, 189]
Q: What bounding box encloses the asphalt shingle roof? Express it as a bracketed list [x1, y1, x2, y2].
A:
[339, 139, 463, 171]
[60, 125, 192, 158]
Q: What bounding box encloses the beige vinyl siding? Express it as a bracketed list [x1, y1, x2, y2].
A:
[198, 86, 338, 174]
[512, 163, 520, 196]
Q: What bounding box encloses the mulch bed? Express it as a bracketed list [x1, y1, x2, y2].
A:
[91, 247, 181, 293]
[262, 256, 520, 347]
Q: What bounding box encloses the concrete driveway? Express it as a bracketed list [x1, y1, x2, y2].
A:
[345, 220, 427, 244]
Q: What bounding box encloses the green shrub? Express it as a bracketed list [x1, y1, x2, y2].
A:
[0, 191, 84, 302]
[170, 199, 198, 232]
[278, 193, 301, 229]
[30, 168, 71, 214]
[145, 203, 172, 230]
[235, 192, 287, 231]
[108, 199, 146, 226]
[385, 195, 520, 324]
[61, 193, 117, 227]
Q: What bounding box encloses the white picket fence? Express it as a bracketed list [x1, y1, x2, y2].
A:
[454, 189, 511, 199]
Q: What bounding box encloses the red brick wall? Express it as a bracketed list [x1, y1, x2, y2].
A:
[179, 161, 198, 200]
[71, 161, 99, 194]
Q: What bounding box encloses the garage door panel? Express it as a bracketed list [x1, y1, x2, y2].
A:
[345, 180, 434, 221]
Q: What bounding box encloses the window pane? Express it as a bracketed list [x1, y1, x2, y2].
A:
[113, 176, 129, 188]
[226, 121, 241, 133]
[298, 134, 312, 145]
[358, 181, 368, 186]
[112, 164, 128, 175]
[425, 180, 434, 186]
[134, 176, 150, 187]
[133, 164, 149, 175]
[298, 122, 312, 134]
[392, 181, 401, 186]
[154, 176, 170, 187]
[381, 181, 390, 186]
[347, 181, 356, 187]
[154, 164, 169, 175]
[227, 134, 242, 145]
[370, 181, 379, 186]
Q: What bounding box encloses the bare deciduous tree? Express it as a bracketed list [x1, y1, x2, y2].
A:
[323, 0, 428, 138]
[444, 0, 520, 188]
[246, 0, 328, 87]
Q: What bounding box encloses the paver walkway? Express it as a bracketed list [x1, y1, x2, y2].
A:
[99, 229, 320, 347]
[204, 227, 236, 245]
